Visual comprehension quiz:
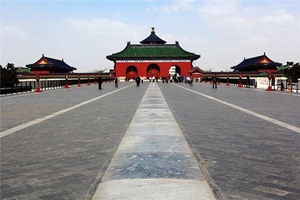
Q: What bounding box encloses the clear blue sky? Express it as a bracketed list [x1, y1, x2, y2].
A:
[1, 0, 299, 72]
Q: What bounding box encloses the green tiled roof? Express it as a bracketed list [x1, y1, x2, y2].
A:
[17, 67, 30, 74]
[107, 43, 200, 61]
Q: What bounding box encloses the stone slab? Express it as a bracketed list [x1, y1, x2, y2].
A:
[93, 179, 215, 200]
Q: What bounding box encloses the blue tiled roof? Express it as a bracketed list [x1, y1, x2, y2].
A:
[43, 57, 77, 70]
[140, 28, 166, 44]
[231, 54, 280, 70]
[27, 56, 77, 71]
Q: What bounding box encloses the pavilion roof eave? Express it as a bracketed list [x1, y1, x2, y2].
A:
[26, 64, 76, 71]
[232, 62, 281, 70]
[106, 42, 200, 61]
[110, 56, 199, 61]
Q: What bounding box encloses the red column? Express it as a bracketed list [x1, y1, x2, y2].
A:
[87, 76, 90, 86]
[94, 75, 97, 84]
[35, 74, 42, 92]
[266, 73, 273, 91]
[237, 73, 243, 87]
[217, 74, 220, 85]
[64, 75, 69, 88]
[77, 75, 81, 87]
[226, 74, 230, 86]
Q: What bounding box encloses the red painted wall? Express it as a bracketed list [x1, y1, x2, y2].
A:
[115, 61, 193, 78]
[30, 70, 50, 74]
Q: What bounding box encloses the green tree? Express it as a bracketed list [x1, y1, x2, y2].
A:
[284, 62, 300, 80]
[284, 62, 300, 92]
[0, 63, 19, 87]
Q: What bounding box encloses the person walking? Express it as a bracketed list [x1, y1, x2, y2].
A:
[212, 74, 217, 89]
[189, 77, 193, 87]
[114, 77, 118, 88]
[136, 76, 141, 87]
[97, 76, 103, 90]
[247, 75, 250, 88]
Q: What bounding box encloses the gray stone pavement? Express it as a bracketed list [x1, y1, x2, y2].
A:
[0, 81, 299, 199]
[158, 82, 300, 200]
[92, 83, 215, 200]
[1, 82, 148, 199]
[0, 83, 131, 132]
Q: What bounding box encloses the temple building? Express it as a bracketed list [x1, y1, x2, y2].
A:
[189, 66, 205, 79]
[231, 53, 281, 72]
[26, 54, 77, 74]
[106, 27, 200, 80]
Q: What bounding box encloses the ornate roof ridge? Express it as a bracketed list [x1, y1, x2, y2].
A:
[140, 27, 166, 44]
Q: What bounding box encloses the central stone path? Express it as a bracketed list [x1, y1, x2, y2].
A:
[93, 83, 215, 200]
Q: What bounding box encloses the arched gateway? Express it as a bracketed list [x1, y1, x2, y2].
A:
[126, 65, 138, 80]
[147, 64, 160, 78]
[106, 27, 200, 80]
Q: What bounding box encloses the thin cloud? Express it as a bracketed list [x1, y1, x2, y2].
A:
[1, 25, 31, 41]
[147, 0, 197, 14]
[64, 18, 146, 43]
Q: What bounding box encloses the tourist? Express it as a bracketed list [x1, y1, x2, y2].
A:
[97, 76, 103, 90]
[247, 76, 250, 88]
[281, 81, 285, 91]
[114, 77, 118, 88]
[136, 76, 141, 87]
[189, 77, 193, 87]
[212, 74, 217, 89]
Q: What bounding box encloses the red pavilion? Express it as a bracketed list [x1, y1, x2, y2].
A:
[106, 27, 200, 80]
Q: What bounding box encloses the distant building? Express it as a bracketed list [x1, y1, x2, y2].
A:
[231, 52, 281, 72]
[189, 66, 205, 79]
[26, 54, 77, 74]
[106, 27, 200, 80]
[16, 67, 30, 74]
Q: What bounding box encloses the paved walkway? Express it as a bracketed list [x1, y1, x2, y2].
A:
[92, 83, 215, 199]
[159, 82, 300, 200]
[1, 81, 299, 200]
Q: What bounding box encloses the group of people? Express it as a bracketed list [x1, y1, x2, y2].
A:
[150, 76, 157, 82]
[96, 76, 142, 90]
[97, 75, 219, 90]
[96, 76, 119, 90]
